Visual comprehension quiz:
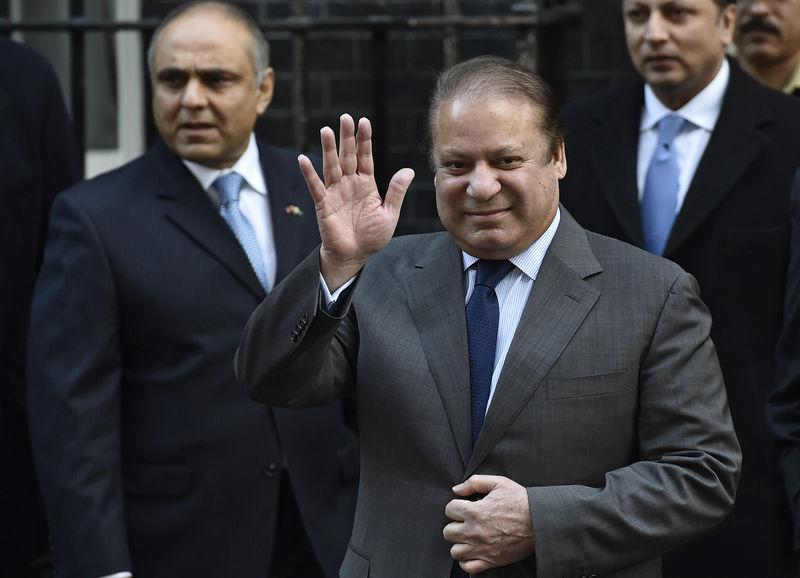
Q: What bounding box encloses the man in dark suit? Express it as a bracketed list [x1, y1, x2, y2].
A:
[26, 3, 357, 578]
[558, 0, 800, 575]
[769, 166, 800, 561]
[0, 35, 82, 578]
[236, 56, 741, 577]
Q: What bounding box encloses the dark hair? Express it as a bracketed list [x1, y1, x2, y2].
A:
[147, 1, 270, 85]
[426, 55, 565, 166]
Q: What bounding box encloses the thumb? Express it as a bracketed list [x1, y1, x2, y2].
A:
[383, 168, 414, 215]
[452, 474, 503, 497]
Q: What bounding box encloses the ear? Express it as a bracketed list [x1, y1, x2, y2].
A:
[256, 67, 275, 115]
[553, 141, 567, 180]
[719, 3, 736, 47]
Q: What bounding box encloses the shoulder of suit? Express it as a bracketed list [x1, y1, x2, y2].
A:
[583, 228, 685, 277]
[561, 77, 642, 121]
[725, 59, 800, 121]
[57, 151, 157, 207]
[0, 37, 63, 97]
[372, 231, 453, 264]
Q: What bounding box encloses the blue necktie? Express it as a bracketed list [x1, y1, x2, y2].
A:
[215, 172, 268, 291]
[641, 114, 685, 256]
[466, 259, 515, 448]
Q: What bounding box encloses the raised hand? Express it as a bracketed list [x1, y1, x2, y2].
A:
[443, 475, 535, 574]
[298, 114, 415, 291]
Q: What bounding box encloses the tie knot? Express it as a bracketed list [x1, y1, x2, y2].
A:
[657, 114, 685, 145]
[475, 259, 514, 289]
[214, 172, 246, 206]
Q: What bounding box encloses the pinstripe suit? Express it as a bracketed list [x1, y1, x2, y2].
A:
[27, 138, 358, 578]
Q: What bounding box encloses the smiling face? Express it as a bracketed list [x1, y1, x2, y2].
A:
[432, 96, 566, 260]
[150, 6, 274, 168]
[623, 0, 736, 109]
[735, 0, 800, 70]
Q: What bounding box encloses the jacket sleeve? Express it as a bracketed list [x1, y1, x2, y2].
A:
[236, 246, 358, 408]
[529, 272, 742, 577]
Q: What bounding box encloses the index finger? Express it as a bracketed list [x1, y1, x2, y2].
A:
[298, 154, 325, 205]
[444, 498, 473, 522]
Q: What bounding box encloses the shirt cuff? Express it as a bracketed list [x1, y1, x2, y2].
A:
[319, 273, 358, 315]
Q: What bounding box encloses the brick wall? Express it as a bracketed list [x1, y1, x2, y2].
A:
[141, 0, 633, 233]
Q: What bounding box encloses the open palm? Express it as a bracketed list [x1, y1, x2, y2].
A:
[298, 114, 415, 290]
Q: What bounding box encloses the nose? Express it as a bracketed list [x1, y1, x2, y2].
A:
[745, 0, 770, 15]
[644, 13, 669, 42]
[181, 78, 207, 109]
[466, 164, 501, 200]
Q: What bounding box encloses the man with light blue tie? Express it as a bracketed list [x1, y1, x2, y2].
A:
[559, 0, 800, 575]
[26, 2, 358, 578]
[236, 55, 741, 577]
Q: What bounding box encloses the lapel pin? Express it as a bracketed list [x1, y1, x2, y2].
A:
[284, 205, 304, 217]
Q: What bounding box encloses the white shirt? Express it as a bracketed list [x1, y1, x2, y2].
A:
[321, 208, 561, 414]
[183, 133, 277, 291]
[637, 58, 729, 213]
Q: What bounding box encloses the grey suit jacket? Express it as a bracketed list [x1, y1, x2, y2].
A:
[559, 59, 800, 576]
[237, 208, 741, 578]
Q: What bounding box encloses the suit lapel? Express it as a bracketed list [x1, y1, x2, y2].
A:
[466, 210, 602, 474]
[665, 62, 770, 255]
[259, 142, 317, 282]
[405, 236, 473, 468]
[581, 83, 645, 246]
[151, 140, 265, 299]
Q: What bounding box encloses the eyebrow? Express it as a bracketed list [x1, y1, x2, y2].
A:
[156, 66, 235, 78]
[437, 144, 527, 157]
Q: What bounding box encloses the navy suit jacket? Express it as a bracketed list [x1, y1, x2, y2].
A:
[560, 59, 800, 577]
[0, 36, 82, 577]
[27, 138, 358, 578]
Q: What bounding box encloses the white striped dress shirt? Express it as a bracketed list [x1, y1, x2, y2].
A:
[462, 208, 560, 413]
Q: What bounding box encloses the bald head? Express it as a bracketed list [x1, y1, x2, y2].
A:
[147, 1, 270, 86]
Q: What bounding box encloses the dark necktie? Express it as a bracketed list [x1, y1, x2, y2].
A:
[214, 172, 269, 291]
[640, 114, 685, 256]
[466, 259, 515, 448]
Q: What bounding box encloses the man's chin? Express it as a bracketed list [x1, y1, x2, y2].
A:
[174, 145, 230, 168]
[738, 43, 781, 64]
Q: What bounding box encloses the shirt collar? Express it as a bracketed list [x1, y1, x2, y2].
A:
[784, 59, 800, 96]
[462, 207, 561, 281]
[641, 58, 729, 133]
[182, 133, 267, 196]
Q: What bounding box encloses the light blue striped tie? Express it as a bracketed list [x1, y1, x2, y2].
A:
[215, 172, 268, 291]
[641, 114, 685, 256]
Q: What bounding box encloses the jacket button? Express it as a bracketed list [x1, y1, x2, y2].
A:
[262, 462, 279, 478]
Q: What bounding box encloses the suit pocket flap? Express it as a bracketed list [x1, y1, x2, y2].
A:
[122, 462, 194, 497]
[546, 369, 632, 400]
